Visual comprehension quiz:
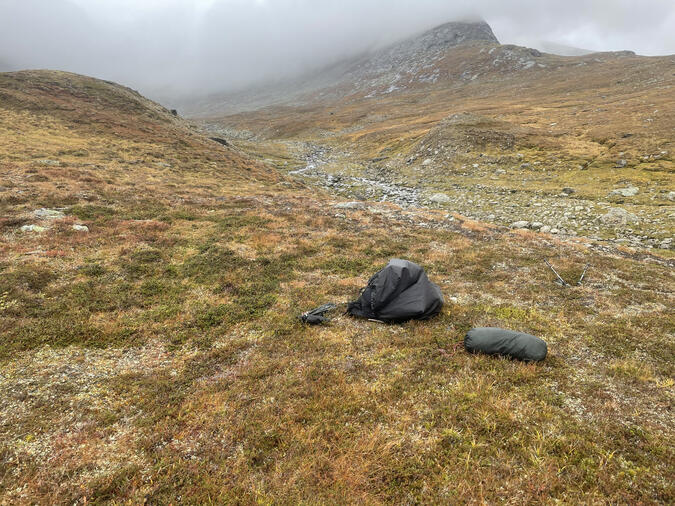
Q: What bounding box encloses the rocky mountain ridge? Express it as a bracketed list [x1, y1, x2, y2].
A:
[178, 20, 504, 116]
[180, 20, 651, 117]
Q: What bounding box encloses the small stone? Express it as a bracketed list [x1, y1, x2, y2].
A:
[530, 222, 544, 230]
[550, 228, 560, 234]
[510, 220, 529, 229]
[20, 224, 47, 233]
[422, 159, 433, 166]
[666, 191, 675, 201]
[540, 225, 552, 233]
[72, 224, 89, 232]
[562, 187, 576, 195]
[615, 159, 627, 168]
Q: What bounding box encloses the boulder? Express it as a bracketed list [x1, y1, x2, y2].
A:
[334, 201, 365, 210]
[510, 220, 529, 229]
[72, 224, 89, 232]
[609, 186, 639, 197]
[36, 159, 60, 167]
[600, 208, 639, 226]
[33, 208, 65, 219]
[20, 224, 47, 233]
[428, 193, 451, 204]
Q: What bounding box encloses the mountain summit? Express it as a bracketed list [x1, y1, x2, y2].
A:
[412, 20, 500, 48]
[182, 20, 503, 116]
[333, 20, 500, 94]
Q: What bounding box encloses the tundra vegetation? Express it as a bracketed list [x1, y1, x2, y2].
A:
[0, 70, 673, 504]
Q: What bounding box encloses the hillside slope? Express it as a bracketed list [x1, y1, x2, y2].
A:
[1, 71, 674, 503]
[199, 22, 674, 250]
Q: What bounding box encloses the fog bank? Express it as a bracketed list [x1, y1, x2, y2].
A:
[1, 0, 673, 98]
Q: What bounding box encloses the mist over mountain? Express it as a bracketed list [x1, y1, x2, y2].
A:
[1, 0, 674, 100]
[534, 41, 593, 57]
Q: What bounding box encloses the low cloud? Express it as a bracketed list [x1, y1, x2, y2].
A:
[1, 0, 674, 98]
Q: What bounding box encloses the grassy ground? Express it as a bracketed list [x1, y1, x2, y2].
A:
[1, 71, 673, 504]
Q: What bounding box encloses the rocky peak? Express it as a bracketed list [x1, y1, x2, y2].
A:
[339, 20, 500, 95]
[416, 21, 500, 49]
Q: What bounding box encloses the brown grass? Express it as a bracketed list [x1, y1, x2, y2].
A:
[0, 70, 673, 504]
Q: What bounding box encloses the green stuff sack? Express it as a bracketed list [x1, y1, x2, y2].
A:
[465, 327, 547, 362]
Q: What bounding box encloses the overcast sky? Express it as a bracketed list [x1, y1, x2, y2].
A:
[1, 0, 674, 99]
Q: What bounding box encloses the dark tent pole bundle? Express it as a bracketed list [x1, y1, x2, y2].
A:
[464, 327, 547, 362]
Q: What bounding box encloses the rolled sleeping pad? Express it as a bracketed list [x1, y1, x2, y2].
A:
[465, 327, 547, 362]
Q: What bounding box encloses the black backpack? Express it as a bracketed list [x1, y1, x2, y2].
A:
[347, 259, 443, 323]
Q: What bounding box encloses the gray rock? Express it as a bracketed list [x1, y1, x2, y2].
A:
[561, 187, 576, 195]
[600, 208, 640, 226]
[72, 225, 89, 232]
[667, 191, 675, 202]
[36, 159, 60, 166]
[609, 186, 639, 197]
[333, 201, 365, 209]
[428, 193, 451, 204]
[20, 224, 47, 233]
[615, 159, 627, 168]
[33, 208, 65, 219]
[422, 158, 433, 166]
[540, 225, 552, 233]
[530, 222, 544, 230]
[510, 220, 529, 229]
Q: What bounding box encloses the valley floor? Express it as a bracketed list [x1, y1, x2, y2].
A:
[208, 129, 674, 254]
